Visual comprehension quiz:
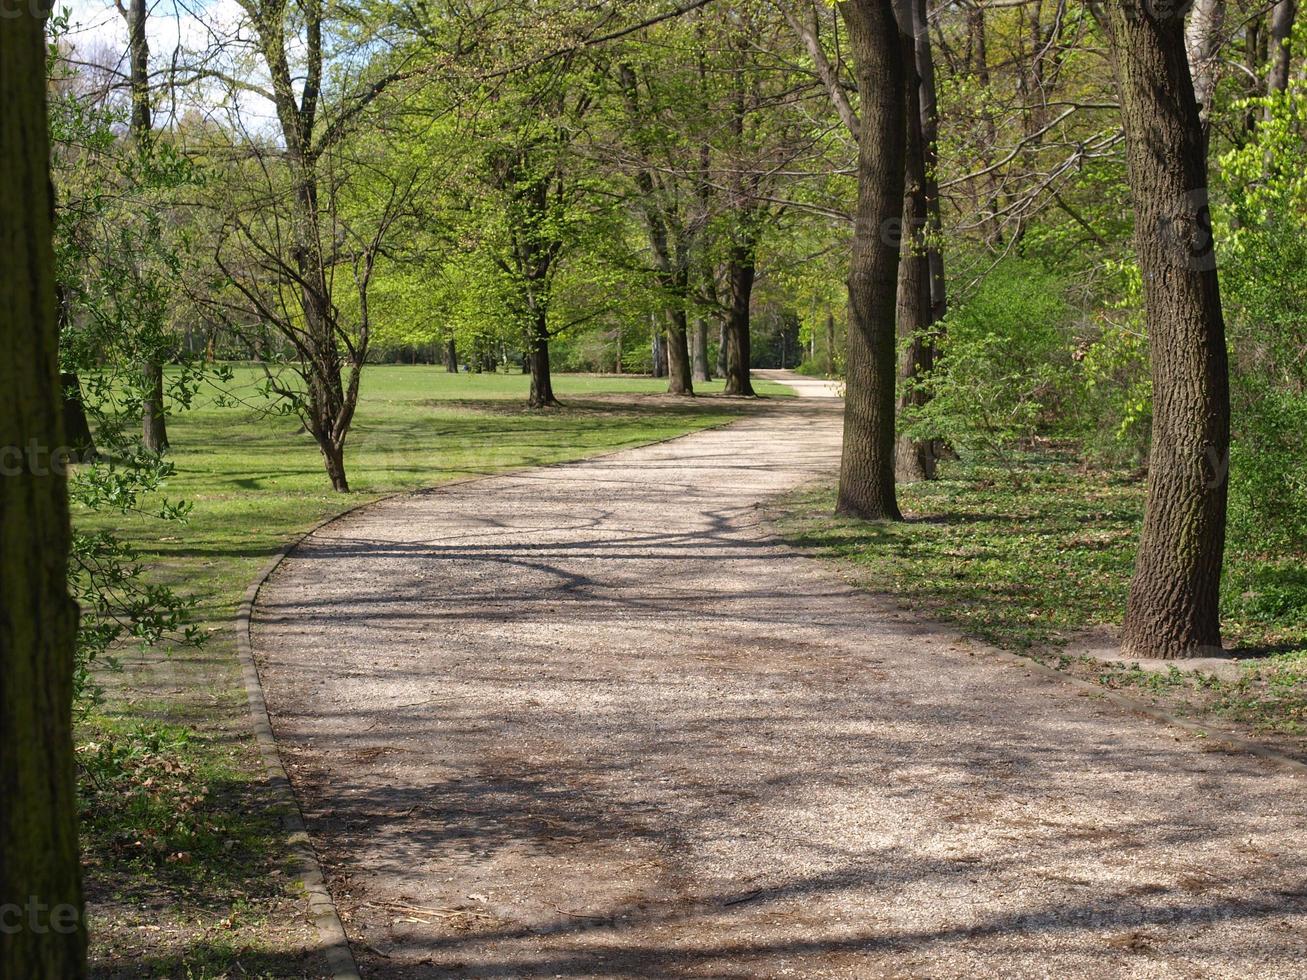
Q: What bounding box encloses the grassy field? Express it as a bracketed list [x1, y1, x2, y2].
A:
[78, 366, 791, 978]
[774, 451, 1307, 753]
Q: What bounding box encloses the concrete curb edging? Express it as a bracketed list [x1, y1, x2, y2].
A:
[233, 405, 772, 979]
[236, 493, 391, 980]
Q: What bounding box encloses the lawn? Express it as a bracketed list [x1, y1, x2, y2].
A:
[773, 450, 1307, 752]
[77, 365, 791, 978]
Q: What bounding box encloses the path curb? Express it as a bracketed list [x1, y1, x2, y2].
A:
[234, 401, 779, 978]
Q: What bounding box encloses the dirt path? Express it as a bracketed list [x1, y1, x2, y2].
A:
[255, 373, 1307, 978]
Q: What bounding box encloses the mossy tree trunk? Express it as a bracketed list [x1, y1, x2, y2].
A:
[1, 7, 87, 975]
[836, 0, 906, 520]
[1102, 0, 1232, 659]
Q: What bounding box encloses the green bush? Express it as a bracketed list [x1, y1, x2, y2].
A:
[904, 257, 1075, 479]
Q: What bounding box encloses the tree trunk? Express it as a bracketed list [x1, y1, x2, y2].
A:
[443, 338, 459, 373]
[651, 328, 667, 378]
[141, 360, 168, 452]
[527, 311, 559, 408]
[716, 321, 728, 378]
[1103, 0, 1231, 659]
[1267, 0, 1297, 97]
[836, 0, 905, 521]
[1, 10, 88, 975]
[691, 318, 712, 382]
[125, 0, 170, 452]
[722, 242, 756, 396]
[915, 0, 947, 325]
[665, 308, 694, 395]
[826, 311, 837, 375]
[895, 11, 937, 484]
[61, 374, 95, 459]
[1185, 0, 1225, 138]
[320, 439, 349, 493]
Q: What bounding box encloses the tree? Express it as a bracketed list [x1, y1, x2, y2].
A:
[1099, 0, 1231, 658]
[1, 6, 86, 974]
[894, 0, 938, 483]
[198, 0, 414, 490]
[835, 0, 906, 519]
[117, 0, 170, 452]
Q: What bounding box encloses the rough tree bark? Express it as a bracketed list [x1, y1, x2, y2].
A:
[527, 310, 558, 408]
[835, 0, 906, 520]
[1102, 0, 1232, 659]
[1, 7, 88, 973]
[443, 338, 459, 373]
[895, 3, 937, 484]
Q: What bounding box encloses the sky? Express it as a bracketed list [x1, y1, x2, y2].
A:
[58, 0, 279, 130]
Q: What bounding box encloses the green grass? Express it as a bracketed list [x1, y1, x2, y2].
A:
[78, 365, 791, 976]
[774, 449, 1307, 743]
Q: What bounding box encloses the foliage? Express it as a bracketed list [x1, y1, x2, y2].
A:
[903, 257, 1074, 481]
[49, 22, 208, 710]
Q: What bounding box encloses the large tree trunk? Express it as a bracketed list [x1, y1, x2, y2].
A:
[443, 338, 459, 373]
[1103, 0, 1232, 659]
[665, 306, 694, 395]
[895, 9, 937, 484]
[1, 10, 88, 975]
[691, 318, 712, 382]
[836, 0, 905, 520]
[527, 311, 559, 408]
[722, 241, 756, 396]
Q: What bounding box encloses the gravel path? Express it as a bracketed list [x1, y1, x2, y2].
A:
[255, 372, 1307, 978]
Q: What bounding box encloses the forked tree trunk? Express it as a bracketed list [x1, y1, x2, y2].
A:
[691, 319, 712, 382]
[722, 242, 756, 396]
[1, 12, 87, 975]
[1103, 0, 1232, 659]
[836, 0, 906, 520]
[527, 311, 559, 408]
[895, 12, 937, 484]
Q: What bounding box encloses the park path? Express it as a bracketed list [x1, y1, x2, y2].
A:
[255, 371, 1307, 978]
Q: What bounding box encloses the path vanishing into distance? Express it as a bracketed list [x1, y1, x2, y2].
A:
[254, 370, 1307, 978]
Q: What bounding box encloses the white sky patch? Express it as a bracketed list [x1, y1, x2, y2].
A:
[57, 0, 281, 133]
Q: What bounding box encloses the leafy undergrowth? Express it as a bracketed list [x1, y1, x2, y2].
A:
[78, 717, 319, 978]
[774, 449, 1307, 750]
